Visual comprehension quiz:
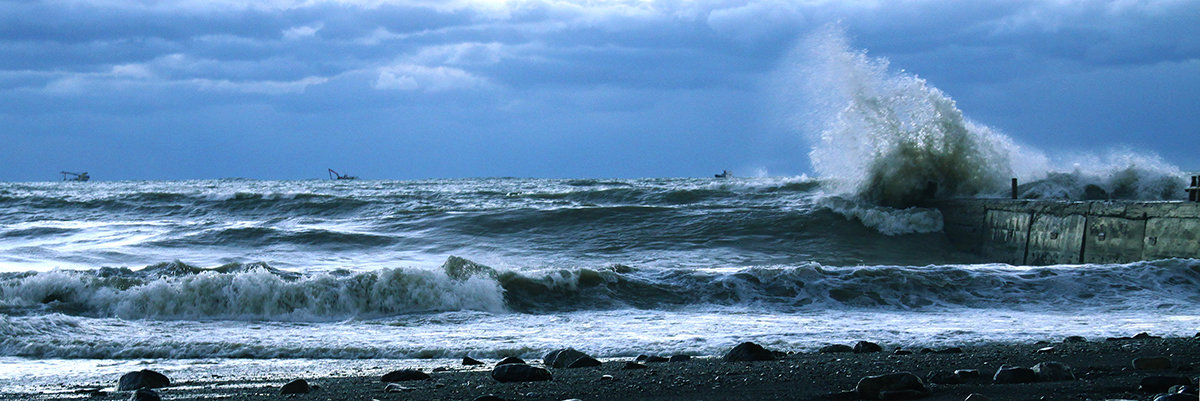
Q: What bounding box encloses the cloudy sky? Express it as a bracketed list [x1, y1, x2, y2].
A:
[1, 0, 1197, 181]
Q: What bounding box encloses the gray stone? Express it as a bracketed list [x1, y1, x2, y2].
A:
[819, 344, 854, 353]
[491, 364, 552, 383]
[992, 366, 1038, 384]
[496, 356, 525, 366]
[1133, 357, 1173, 370]
[644, 355, 669, 363]
[1140, 376, 1192, 393]
[544, 348, 597, 368]
[381, 369, 429, 382]
[936, 347, 964, 354]
[280, 379, 311, 395]
[1170, 385, 1198, 395]
[953, 369, 981, 379]
[621, 361, 647, 370]
[723, 342, 774, 362]
[669, 355, 691, 363]
[1153, 394, 1195, 401]
[117, 370, 171, 391]
[854, 341, 883, 353]
[1031, 361, 1074, 382]
[463, 356, 485, 366]
[128, 389, 160, 401]
[855, 373, 928, 400]
[566, 356, 601, 368]
[1062, 336, 1087, 343]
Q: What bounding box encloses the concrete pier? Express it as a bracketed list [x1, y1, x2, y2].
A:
[932, 199, 1200, 265]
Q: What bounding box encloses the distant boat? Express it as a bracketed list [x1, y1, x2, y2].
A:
[714, 170, 732, 179]
[60, 171, 90, 182]
[328, 168, 357, 180]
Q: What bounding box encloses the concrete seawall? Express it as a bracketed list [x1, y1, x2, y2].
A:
[932, 199, 1200, 265]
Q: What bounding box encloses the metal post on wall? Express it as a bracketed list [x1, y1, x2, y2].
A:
[1188, 175, 1199, 202]
[1011, 178, 1018, 200]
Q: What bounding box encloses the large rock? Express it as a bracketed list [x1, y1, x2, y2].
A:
[280, 379, 311, 395]
[543, 348, 601, 368]
[463, 356, 485, 366]
[117, 370, 171, 391]
[1133, 357, 1173, 370]
[723, 342, 774, 362]
[925, 370, 965, 385]
[992, 366, 1037, 384]
[854, 341, 883, 353]
[1139, 376, 1192, 393]
[381, 369, 430, 382]
[1031, 361, 1074, 382]
[496, 356, 525, 366]
[855, 373, 928, 400]
[129, 389, 161, 401]
[491, 364, 552, 383]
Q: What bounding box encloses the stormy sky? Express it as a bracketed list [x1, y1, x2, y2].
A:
[1, 0, 1197, 181]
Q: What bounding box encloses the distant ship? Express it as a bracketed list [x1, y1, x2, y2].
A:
[714, 170, 732, 179]
[60, 171, 90, 182]
[328, 168, 357, 180]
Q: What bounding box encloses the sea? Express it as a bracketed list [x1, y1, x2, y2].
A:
[2, 28, 1198, 395]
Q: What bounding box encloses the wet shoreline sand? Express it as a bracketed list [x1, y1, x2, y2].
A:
[5, 335, 1198, 401]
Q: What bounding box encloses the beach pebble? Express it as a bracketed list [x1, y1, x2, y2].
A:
[622, 362, 647, 370]
[953, 369, 981, 379]
[1031, 361, 1075, 382]
[491, 363, 552, 383]
[819, 344, 854, 353]
[600, 374, 614, 381]
[963, 394, 991, 401]
[463, 356, 485, 366]
[854, 341, 883, 353]
[1153, 394, 1195, 401]
[384, 383, 413, 393]
[1035, 346, 1055, 354]
[992, 366, 1038, 384]
[1170, 385, 1198, 395]
[893, 349, 912, 355]
[280, 379, 312, 395]
[723, 342, 775, 362]
[937, 347, 964, 354]
[128, 389, 161, 401]
[381, 369, 430, 382]
[545, 348, 601, 369]
[1063, 336, 1087, 343]
[496, 356, 525, 366]
[855, 373, 928, 400]
[472, 396, 506, 401]
[1139, 376, 1192, 393]
[926, 370, 966, 385]
[1133, 357, 1173, 370]
[669, 355, 691, 363]
[117, 369, 171, 391]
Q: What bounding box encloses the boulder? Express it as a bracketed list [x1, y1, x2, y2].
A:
[381, 369, 429, 382]
[992, 366, 1038, 384]
[819, 344, 854, 353]
[117, 370, 171, 391]
[463, 356, 485, 366]
[644, 355, 669, 363]
[129, 389, 161, 401]
[496, 356, 525, 366]
[544, 348, 600, 368]
[855, 373, 928, 400]
[1031, 361, 1074, 382]
[1132, 332, 1161, 340]
[491, 364, 552, 383]
[280, 379, 311, 395]
[723, 342, 774, 362]
[669, 355, 691, 363]
[1140, 376, 1192, 393]
[1133, 357, 1173, 371]
[937, 347, 964, 354]
[854, 341, 883, 353]
[1062, 336, 1087, 343]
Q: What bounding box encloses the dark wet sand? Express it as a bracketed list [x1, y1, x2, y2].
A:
[7, 336, 1198, 401]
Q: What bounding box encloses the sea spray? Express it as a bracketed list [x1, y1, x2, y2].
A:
[781, 26, 1017, 207]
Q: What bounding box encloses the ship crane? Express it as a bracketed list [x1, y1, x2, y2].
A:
[328, 168, 357, 180]
[60, 171, 90, 182]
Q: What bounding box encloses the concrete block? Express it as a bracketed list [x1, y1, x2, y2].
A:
[1083, 216, 1146, 264]
[1026, 213, 1085, 265]
[982, 209, 1031, 264]
[1143, 218, 1200, 260]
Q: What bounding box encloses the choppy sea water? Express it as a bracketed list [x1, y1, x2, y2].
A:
[1, 178, 1198, 392]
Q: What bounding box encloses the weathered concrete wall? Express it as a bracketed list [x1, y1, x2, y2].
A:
[931, 199, 1200, 265]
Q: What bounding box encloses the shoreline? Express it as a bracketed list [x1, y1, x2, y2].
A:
[4, 335, 1197, 401]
